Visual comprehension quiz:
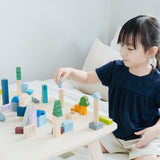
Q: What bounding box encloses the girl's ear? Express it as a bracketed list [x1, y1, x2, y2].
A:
[148, 46, 158, 57]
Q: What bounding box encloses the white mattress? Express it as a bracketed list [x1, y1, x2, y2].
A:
[8, 79, 129, 160]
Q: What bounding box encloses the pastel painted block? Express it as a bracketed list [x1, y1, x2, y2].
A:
[61, 119, 73, 133]
[37, 110, 47, 127]
[0, 112, 5, 121]
[89, 122, 103, 130]
[99, 115, 113, 125]
[53, 100, 63, 117]
[22, 105, 33, 126]
[11, 96, 19, 112]
[16, 67, 21, 80]
[19, 94, 29, 107]
[1, 79, 9, 105]
[92, 92, 102, 100]
[15, 126, 23, 134]
[17, 106, 26, 117]
[32, 97, 39, 103]
[1, 103, 11, 112]
[29, 107, 37, 126]
[42, 85, 48, 103]
[58, 78, 63, 88]
[21, 84, 29, 93]
[25, 89, 34, 95]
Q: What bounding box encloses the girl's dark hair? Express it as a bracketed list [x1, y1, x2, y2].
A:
[117, 15, 160, 70]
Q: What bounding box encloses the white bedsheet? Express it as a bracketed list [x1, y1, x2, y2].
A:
[8, 79, 129, 160]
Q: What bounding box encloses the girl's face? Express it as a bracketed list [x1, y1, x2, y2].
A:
[120, 38, 150, 68]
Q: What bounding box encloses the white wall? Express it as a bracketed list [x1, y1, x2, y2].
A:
[108, 0, 160, 43]
[0, 0, 110, 83]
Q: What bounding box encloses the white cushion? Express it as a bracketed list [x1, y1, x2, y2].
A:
[74, 38, 121, 101]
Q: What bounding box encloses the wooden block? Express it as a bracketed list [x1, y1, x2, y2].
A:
[59, 89, 64, 108]
[65, 111, 79, 120]
[93, 99, 99, 124]
[17, 80, 22, 96]
[15, 126, 24, 134]
[52, 115, 62, 137]
[24, 124, 36, 139]
[19, 93, 30, 107]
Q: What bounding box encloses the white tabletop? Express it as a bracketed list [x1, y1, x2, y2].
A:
[0, 94, 117, 160]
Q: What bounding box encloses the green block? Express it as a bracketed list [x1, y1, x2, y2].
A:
[52, 100, 63, 117]
[79, 96, 90, 106]
[99, 115, 113, 125]
[16, 67, 21, 80]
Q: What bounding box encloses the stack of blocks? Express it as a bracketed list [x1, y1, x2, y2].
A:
[89, 92, 103, 130]
[52, 100, 63, 137]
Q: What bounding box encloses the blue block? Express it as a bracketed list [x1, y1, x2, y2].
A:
[11, 102, 19, 112]
[42, 85, 48, 103]
[58, 78, 63, 88]
[61, 119, 73, 133]
[89, 122, 103, 130]
[11, 96, 19, 103]
[37, 110, 47, 127]
[25, 89, 34, 95]
[17, 106, 27, 117]
[0, 112, 5, 121]
[1, 79, 9, 105]
[21, 84, 29, 93]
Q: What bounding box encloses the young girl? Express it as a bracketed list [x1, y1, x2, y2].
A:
[54, 15, 160, 160]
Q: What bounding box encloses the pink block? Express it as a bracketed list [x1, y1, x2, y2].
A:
[1, 103, 10, 111]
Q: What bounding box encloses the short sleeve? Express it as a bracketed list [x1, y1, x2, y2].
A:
[95, 61, 115, 86]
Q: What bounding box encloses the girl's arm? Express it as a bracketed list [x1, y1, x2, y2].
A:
[134, 118, 160, 148]
[54, 67, 101, 85]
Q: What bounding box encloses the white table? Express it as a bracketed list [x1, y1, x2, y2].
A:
[0, 93, 117, 160]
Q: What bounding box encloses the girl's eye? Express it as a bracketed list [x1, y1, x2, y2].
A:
[128, 48, 134, 51]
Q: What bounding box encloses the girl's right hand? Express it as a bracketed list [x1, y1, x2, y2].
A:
[54, 67, 72, 86]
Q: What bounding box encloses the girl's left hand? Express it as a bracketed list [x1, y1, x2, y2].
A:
[134, 126, 159, 148]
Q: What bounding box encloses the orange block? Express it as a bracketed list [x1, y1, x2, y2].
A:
[82, 106, 87, 115]
[71, 103, 79, 112]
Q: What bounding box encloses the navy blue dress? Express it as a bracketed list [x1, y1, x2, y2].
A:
[96, 60, 160, 140]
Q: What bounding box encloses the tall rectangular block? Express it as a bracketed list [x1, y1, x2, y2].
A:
[42, 84, 48, 103]
[1, 79, 9, 105]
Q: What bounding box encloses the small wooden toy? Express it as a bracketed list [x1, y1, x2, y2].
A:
[59, 78, 64, 108]
[65, 111, 79, 120]
[11, 96, 19, 112]
[1, 103, 11, 112]
[25, 89, 34, 95]
[0, 112, 5, 121]
[1, 79, 9, 105]
[24, 124, 36, 139]
[99, 115, 113, 125]
[42, 84, 48, 103]
[52, 100, 63, 137]
[22, 105, 33, 126]
[19, 93, 29, 107]
[71, 96, 90, 115]
[29, 107, 37, 126]
[52, 127, 63, 134]
[15, 126, 23, 134]
[61, 119, 73, 133]
[89, 92, 103, 130]
[32, 97, 40, 103]
[37, 110, 47, 127]
[16, 67, 22, 96]
[17, 106, 26, 117]
[21, 84, 29, 93]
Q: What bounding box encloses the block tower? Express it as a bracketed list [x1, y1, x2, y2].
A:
[52, 100, 63, 137]
[58, 78, 64, 108]
[16, 67, 22, 96]
[89, 92, 103, 130]
[1, 79, 9, 105]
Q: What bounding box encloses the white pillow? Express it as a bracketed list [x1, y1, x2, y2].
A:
[74, 38, 121, 101]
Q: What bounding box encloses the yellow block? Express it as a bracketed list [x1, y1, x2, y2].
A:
[0, 89, 2, 95]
